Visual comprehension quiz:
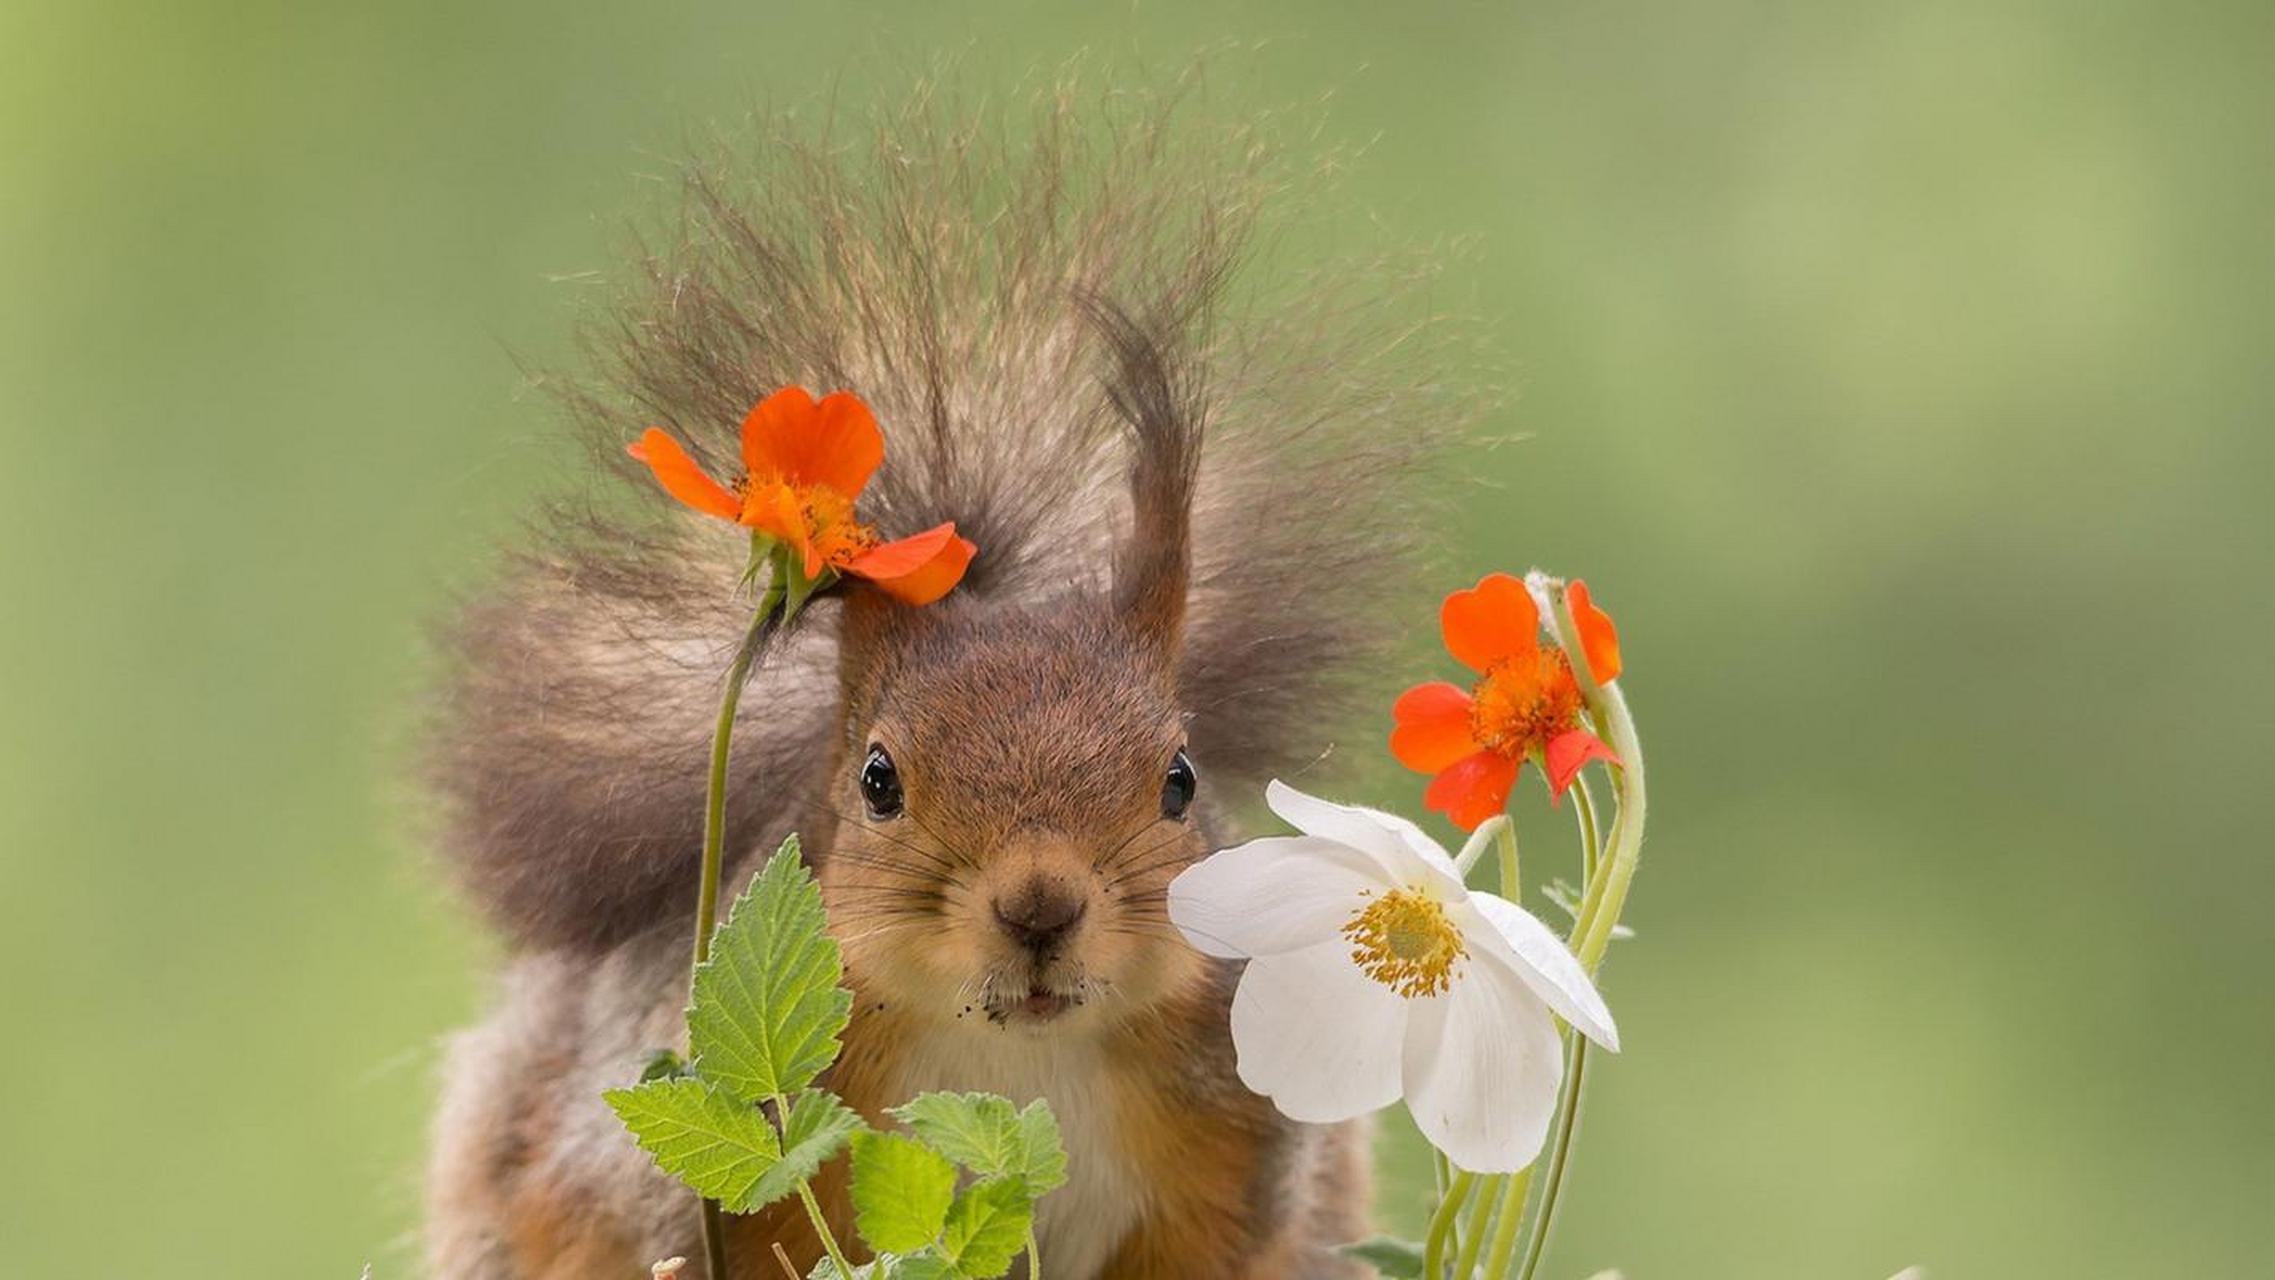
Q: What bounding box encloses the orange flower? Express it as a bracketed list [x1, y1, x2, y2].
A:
[1390, 573, 1623, 830]
[626, 387, 976, 605]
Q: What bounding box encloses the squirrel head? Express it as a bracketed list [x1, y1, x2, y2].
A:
[821, 590, 1210, 1032]
[818, 294, 1214, 1032]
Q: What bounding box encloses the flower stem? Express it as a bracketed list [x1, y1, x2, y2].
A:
[1510, 1035, 1587, 1280]
[1477, 1165, 1534, 1278]
[1453, 815, 1509, 880]
[692, 576, 786, 972]
[1566, 676, 1643, 973]
[1026, 1230, 1044, 1280]
[1453, 1171, 1504, 1278]
[1500, 777, 1605, 1278]
[1494, 815, 1520, 903]
[1487, 580, 1640, 1280]
[1424, 1170, 1476, 1278]
[1543, 585, 1645, 975]
[689, 568, 789, 1280]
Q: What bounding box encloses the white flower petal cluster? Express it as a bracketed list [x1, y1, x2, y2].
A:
[1168, 780, 1618, 1172]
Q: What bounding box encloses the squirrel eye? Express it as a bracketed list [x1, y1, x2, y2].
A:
[1161, 748, 1197, 821]
[859, 744, 904, 820]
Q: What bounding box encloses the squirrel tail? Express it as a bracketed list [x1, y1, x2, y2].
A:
[427, 82, 1486, 951]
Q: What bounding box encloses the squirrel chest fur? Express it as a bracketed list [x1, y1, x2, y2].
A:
[423, 87, 1465, 1279]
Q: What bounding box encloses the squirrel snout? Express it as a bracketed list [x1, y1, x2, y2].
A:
[991, 880, 1088, 954]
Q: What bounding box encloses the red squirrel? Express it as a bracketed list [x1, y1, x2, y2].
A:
[423, 86, 1473, 1279]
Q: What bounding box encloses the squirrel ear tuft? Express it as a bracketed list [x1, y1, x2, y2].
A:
[1081, 290, 1208, 659]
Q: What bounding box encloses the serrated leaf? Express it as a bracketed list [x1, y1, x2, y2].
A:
[939, 1177, 1033, 1279]
[812, 1256, 953, 1280]
[890, 1093, 1065, 1194]
[1339, 1234, 1427, 1278]
[746, 1090, 865, 1210]
[1009, 1101, 1067, 1196]
[850, 1131, 958, 1253]
[690, 839, 854, 1102]
[604, 1078, 782, 1212]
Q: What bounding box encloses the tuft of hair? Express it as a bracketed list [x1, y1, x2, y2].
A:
[429, 75, 1489, 952]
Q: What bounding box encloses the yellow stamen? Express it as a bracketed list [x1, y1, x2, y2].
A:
[1343, 887, 1467, 998]
[1469, 648, 1584, 757]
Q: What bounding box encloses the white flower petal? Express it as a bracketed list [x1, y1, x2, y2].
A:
[1168, 836, 1386, 959]
[1263, 780, 1465, 896]
[1401, 954, 1566, 1172]
[1463, 892, 1620, 1051]
[1230, 938, 1410, 1124]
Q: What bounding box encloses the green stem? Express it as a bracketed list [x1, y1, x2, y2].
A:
[796, 1180, 854, 1279]
[1510, 1036, 1588, 1280]
[1453, 815, 1508, 880]
[1571, 774, 1600, 885]
[1423, 1170, 1475, 1278]
[692, 577, 785, 972]
[764, 1092, 856, 1279]
[1566, 676, 1643, 973]
[1452, 1171, 1503, 1278]
[1544, 586, 1645, 975]
[1500, 774, 1606, 1277]
[1026, 1230, 1043, 1280]
[689, 565, 791, 1280]
[1477, 1166, 1533, 1279]
[700, 1197, 730, 1280]
[1494, 814, 1520, 903]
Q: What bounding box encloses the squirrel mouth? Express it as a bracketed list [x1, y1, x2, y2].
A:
[990, 984, 1076, 1025]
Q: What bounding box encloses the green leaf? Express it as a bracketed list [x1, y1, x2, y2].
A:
[746, 1090, 865, 1210]
[1542, 878, 1634, 939]
[885, 1253, 957, 1280]
[689, 838, 854, 1102]
[603, 1078, 783, 1213]
[850, 1131, 958, 1253]
[939, 1177, 1034, 1279]
[638, 1048, 688, 1082]
[1009, 1101, 1067, 1196]
[1339, 1234, 1427, 1278]
[808, 1255, 954, 1280]
[890, 1093, 1066, 1195]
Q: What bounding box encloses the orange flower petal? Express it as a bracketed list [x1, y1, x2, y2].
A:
[1440, 572, 1540, 674]
[1423, 750, 1520, 832]
[736, 482, 816, 573]
[627, 428, 741, 521]
[1542, 728, 1619, 803]
[1567, 579, 1622, 684]
[1390, 682, 1481, 774]
[740, 386, 885, 498]
[845, 523, 976, 605]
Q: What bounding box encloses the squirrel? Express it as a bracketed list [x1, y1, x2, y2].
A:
[422, 84, 1475, 1280]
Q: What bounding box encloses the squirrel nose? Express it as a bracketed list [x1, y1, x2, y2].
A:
[992, 880, 1087, 953]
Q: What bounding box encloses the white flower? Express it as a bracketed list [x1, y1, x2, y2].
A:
[1167, 780, 1619, 1172]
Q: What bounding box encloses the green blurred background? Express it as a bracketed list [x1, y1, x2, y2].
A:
[5, 1, 2269, 1275]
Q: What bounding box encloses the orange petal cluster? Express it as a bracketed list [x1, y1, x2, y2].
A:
[1390, 573, 1623, 830]
[627, 387, 975, 605]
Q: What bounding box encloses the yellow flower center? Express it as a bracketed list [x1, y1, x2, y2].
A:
[1342, 887, 1467, 998]
[797, 484, 879, 564]
[741, 475, 880, 566]
[1468, 648, 1584, 759]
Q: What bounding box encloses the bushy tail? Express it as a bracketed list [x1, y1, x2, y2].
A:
[427, 79, 1485, 952]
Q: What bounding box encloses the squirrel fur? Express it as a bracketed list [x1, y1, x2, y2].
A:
[423, 82, 1474, 1280]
